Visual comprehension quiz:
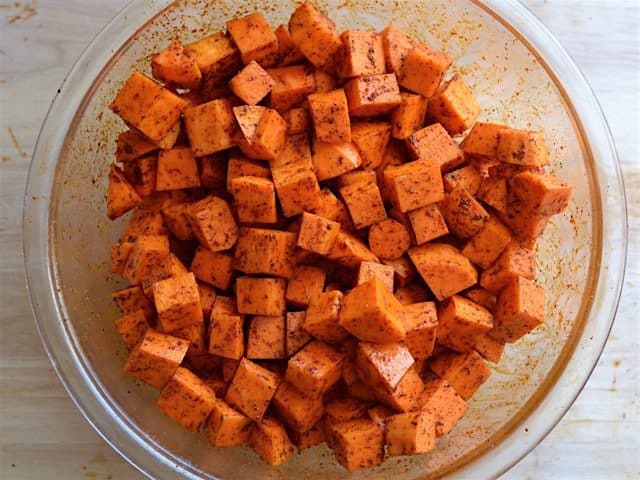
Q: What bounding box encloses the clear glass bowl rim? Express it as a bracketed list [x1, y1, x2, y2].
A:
[22, 0, 627, 479]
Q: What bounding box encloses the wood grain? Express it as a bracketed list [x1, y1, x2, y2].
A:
[0, 1, 637, 478]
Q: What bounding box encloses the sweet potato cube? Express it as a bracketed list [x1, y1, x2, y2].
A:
[480, 242, 536, 292]
[297, 212, 341, 255]
[197, 282, 217, 319]
[375, 364, 425, 412]
[383, 159, 444, 212]
[123, 234, 170, 285]
[282, 108, 310, 134]
[443, 165, 482, 195]
[267, 64, 316, 111]
[115, 129, 158, 163]
[312, 141, 362, 181]
[152, 272, 202, 331]
[350, 122, 391, 170]
[462, 217, 512, 268]
[184, 98, 237, 156]
[442, 187, 490, 239]
[110, 242, 134, 275]
[225, 358, 280, 421]
[304, 290, 348, 344]
[289, 421, 326, 450]
[187, 195, 238, 252]
[107, 164, 142, 220]
[367, 405, 394, 428]
[408, 204, 448, 245]
[231, 176, 277, 224]
[285, 341, 344, 398]
[115, 309, 151, 350]
[368, 218, 411, 260]
[272, 382, 324, 433]
[464, 288, 497, 312]
[272, 133, 313, 169]
[236, 277, 286, 315]
[311, 188, 354, 231]
[490, 276, 544, 343]
[190, 246, 234, 290]
[429, 74, 481, 135]
[419, 378, 467, 436]
[288, 2, 342, 69]
[477, 177, 508, 214]
[172, 320, 207, 356]
[229, 60, 274, 105]
[140, 252, 189, 298]
[234, 104, 265, 146]
[274, 24, 305, 65]
[247, 315, 286, 359]
[473, 333, 505, 363]
[285, 312, 311, 357]
[340, 181, 387, 230]
[402, 301, 438, 360]
[356, 342, 414, 392]
[313, 69, 337, 94]
[336, 30, 385, 78]
[112, 286, 155, 318]
[151, 40, 201, 90]
[428, 350, 491, 400]
[383, 257, 417, 289]
[272, 163, 322, 217]
[461, 122, 506, 158]
[122, 154, 157, 198]
[209, 311, 244, 360]
[308, 89, 351, 144]
[497, 128, 548, 166]
[386, 411, 436, 456]
[185, 32, 241, 86]
[437, 295, 493, 352]
[157, 367, 216, 432]
[234, 227, 297, 278]
[110, 72, 187, 143]
[119, 204, 167, 242]
[156, 147, 200, 191]
[337, 170, 377, 188]
[381, 25, 416, 75]
[124, 329, 189, 388]
[409, 243, 477, 301]
[398, 45, 452, 98]
[344, 74, 401, 117]
[330, 418, 385, 470]
[286, 266, 326, 308]
[250, 417, 294, 466]
[227, 12, 278, 66]
[357, 261, 394, 293]
[236, 107, 288, 161]
[406, 123, 463, 172]
[327, 230, 379, 268]
[205, 399, 253, 447]
[226, 155, 270, 190]
[396, 284, 429, 306]
[160, 200, 193, 241]
[391, 92, 428, 140]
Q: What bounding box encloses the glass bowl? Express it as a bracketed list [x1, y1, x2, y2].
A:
[23, 0, 626, 478]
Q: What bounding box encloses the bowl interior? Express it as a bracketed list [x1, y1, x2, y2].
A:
[46, 0, 597, 478]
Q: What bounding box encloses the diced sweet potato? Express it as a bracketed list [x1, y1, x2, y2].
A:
[209, 309, 244, 360]
[226, 155, 270, 191]
[391, 92, 428, 140]
[418, 378, 467, 436]
[225, 358, 280, 421]
[402, 301, 438, 360]
[236, 277, 286, 316]
[368, 218, 411, 260]
[490, 276, 544, 343]
[356, 261, 394, 293]
[235, 106, 288, 161]
[274, 24, 305, 65]
[227, 12, 278, 66]
[304, 290, 348, 344]
[367, 405, 393, 428]
[140, 252, 189, 298]
[473, 333, 505, 363]
[406, 123, 463, 172]
[205, 399, 253, 447]
[497, 128, 548, 166]
[461, 122, 506, 158]
[462, 216, 512, 268]
[464, 288, 497, 312]
[288, 2, 342, 70]
[190, 246, 234, 290]
[407, 203, 449, 245]
[329, 418, 385, 471]
[272, 381, 324, 433]
[480, 242, 535, 292]
[115, 309, 151, 350]
[152, 272, 202, 331]
[383, 257, 417, 288]
[272, 163, 322, 217]
[374, 364, 424, 412]
[285, 311, 312, 357]
[398, 44, 452, 98]
[324, 397, 371, 426]
[184, 32, 241, 87]
[234, 227, 297, 278]
[386, 411, 436, 456]
[107, 164, 142, 220]
[123, 329, 189, 388]
[477, 177, 508, 214]
[383, 159, 444, 212]
[288, 421, 326, 450]
[285, 341, 344, 398]
[160, 200, 193, 241]
[442, 187, 490, 239]
[327, 230, 379, 268]
[110, 242, 134, 275]
[297, 212, 341, 255]
[356, 341, 414, 392]
[110, 72, 187, 143]
[381, 25, 416, 76]
[157, 367, 216, 431]
[156, 147, 200, 191]
[428, 350, 491, 400]
[247, 315, 286, 359]
[437, 295, 493, 352]
[184, 98, 237, 156]
[311, 188, 354, 231]
[187, 195, 238, 252]
[394, 284, 428, 306]
[172, 319, 207, 356]
[122, 154, 157, 198]
[285, 266, 326, 308]
[429, 74, 480, 135]
[337, 170, 377, 188]
[336, 30, 385, 78]
[250, 417, 294, 466]
[282, 108, 310, 134]
[196, 283, 216, 319]
[312, 141, 362, 181]
[115, 129, 158, 163]
[272, 132, 313, 169]
[229, 60, 274, 105]
[340, 181, 387, 230]
[314, 69, 338, 93]
[112, 286, 155, 319]
[409, 243, 477, 301]
[120, 202, 167, 241]
[443, 165, 482, 195]
[230, 176, 277, 224]
[308, 89, 351, 143]
[350, 122, 391, 170]
[267, 64, 316, 111]
[123, 234, 170, 285]
[344, 74, 401, 117]
[151, 40, 201, 90]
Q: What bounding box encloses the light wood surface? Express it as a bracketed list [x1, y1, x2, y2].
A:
[1, 1, 638, 478]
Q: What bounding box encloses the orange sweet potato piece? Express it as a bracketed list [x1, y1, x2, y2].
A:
[151, 40, 201, 90]
[327, 230, 379, 268]
[225, 358, 281, 421]
[110, 242, 134, 275]
[406, 123, 463, 172]
[272, 381, 324, 433]
[115, 309, 151, 350]
[314, 68, 338, 93]
[477, 177, 508, 214]
[107, 164, 142, 220]
[112, 286, 155, 319]
[402, 301, 438, 360]
[156, 147, 200, 191]
[272, 132, 313, 169]
[297, 212, 341, 255]
[407, 203, 449, 245]
[428, 350, 491, 400]
[250, 417, 294, 466]
[336, 30, 385, 78]
[152, 272, 202, 331]
[386, 411, 436, 456]
[123, 329, 189, 389]
[187, 195, 238, 252]
[337, 170, 377, 188]
[374, 364, 425, 412]
[304, 290, 348, 344]
[480, 242, 536, 292]
[272, 163, 322, 217]
[312, 141, 362, 181]
[209, 310, 244, 360]
[340, 181, 387, 230]
[160, 200, 194, 241]
[274, 24, 305, 66]
[234, 227, 297, 278]
[464, 288, 497, 312]
[247, 315, 286, 359]
[356, 261, 395, 293]
[462, 216, 512, 268]
[205, 399, 253, 447]
[442, 187, 490, 239]
[461, 122, 506, 158]
[285, 341, 344, 398]
[119, 202, 168, 242]
[229, 60, 274, 105]
[285, 311, 312, 357]
[356, 341, 414, 392]
[437, 295, 493, 352]
[490, 275, 544, 343]
[236, 277, 286, 316]
[285, 265, 326, 308]
[429, 74, 481, 135]
[267, 64, 316, 111]
[350, 122, 391, 170]
[383, 256, 417, 288]
[443, 165, 482, 195]
[383, 159, 444, 212]
[282, 108, 310, 134]
[121, 154, 158, 198]
[381, 25, 416, 76]
[190, 246, 234, 290]
[227, 12, 279, 66]
[231, 176, 278, 224]
[311, 188, 354, 231]
[398, 44, 452, 98]
[123, 234, 170, 285]
[368, 218, 411, 260]
[115, 129, 158, 163]
[418, 378, 467, 436]
[184, 32, 241, 87]
[184, 98, 237, 156]
[308, 89, 351, 144]
[235, 106, 288, 161]
[472, 333, 505, 363]
[344, 74, 402, 117]
[391, 92, 428, 140]
[329, 418, 385, 471]
[140, 252, 189, 298]
[497, 128, 548, 166]
[226, 155, 270, 191]
[288, 2, 342, 70]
